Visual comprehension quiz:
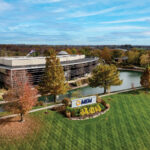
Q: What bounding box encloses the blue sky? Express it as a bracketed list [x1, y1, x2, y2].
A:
[0, 0, 150, 45]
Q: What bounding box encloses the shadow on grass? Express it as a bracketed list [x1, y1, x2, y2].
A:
[121, 89, 150, 95]
[0, 117, 20, 126]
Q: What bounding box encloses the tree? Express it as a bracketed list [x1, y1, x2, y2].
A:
[89, 64, 122, 94]
[101, 47, 112, 63]
[39, 49, 69, 103]
[140, 67, 150, 89]
[65, 48, 72, 54]
[3, 73, 37, 122]
[70, 48, 77, 54]
[140, 54, 150, 67]
[127, 51, 140, 65]
[112, 50, 124, 59]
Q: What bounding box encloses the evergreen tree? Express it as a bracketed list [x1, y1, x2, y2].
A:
[89, 64, 122, 94]
[39, 49, 69, 103]
[140, 67, 150, 89]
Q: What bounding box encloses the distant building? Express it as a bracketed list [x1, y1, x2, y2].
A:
[114, 56, 128, 63]
[0, 51, 99, 88]
[115, 48, 128, 52]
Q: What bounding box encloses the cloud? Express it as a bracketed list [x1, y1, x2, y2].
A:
[101, 17, 150, 24]
[24, 0, 61, 4]
[0, 31, 72, 44]
[0, 0, 12, 12]
[67, 1, 98, 9]
[84, 25, 147, 33]
[87, 31, 150, 43]
[68, 7, 118, 18]
[51, 8, 65, 13]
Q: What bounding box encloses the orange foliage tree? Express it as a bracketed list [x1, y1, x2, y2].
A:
[3, 71, 38, 122]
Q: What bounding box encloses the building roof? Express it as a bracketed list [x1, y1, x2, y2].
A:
[0, 55, 85, 67]
[57, 51, 69, 55]
[116, 48, 128, 51]
[0, 57, 99, 70]
[115, 56, 128, 60]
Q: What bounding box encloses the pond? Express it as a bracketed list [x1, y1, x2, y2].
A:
[58, 70, 142, 100]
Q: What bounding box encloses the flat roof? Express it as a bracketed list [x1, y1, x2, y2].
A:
[0, 55, 86, 67]
[0, 55, 77, 60]
[0, 57, 99, 70]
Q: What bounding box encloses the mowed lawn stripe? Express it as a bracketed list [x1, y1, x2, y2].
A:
[129, 96, 150, 150]
[113, 94, 132, 150]
[109, 95, 123, 150]
[134, 94, 150, 149]
[123, 94, 143, 150]
[116, 94, 135, 150]
[96, 120, 103, 150]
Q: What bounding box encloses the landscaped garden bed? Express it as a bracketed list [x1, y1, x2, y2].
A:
[52, 97, 110, 120]
[66, 99, 110, 120]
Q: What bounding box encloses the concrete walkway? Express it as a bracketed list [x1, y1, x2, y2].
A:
[100, 87, 144, 97]
[0, 87, 144, 120]
[118, 68, 144, 72]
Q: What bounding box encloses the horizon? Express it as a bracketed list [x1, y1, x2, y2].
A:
[0, 0, 150, 45]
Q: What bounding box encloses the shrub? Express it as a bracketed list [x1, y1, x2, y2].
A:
[36, 101, 44, 106]
[97, 97, 102, 103]
[89, 107, 96, 114]
[101, 100, 107, 106]
[62, 98, 71, 106]
[66, 111, 71, 118]
[99, 103, 106, 111]
[71, 110, 76, 117]
[54, 105, 66, 112]
[106, 103, 110, 109]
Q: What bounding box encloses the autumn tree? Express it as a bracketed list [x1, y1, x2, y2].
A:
[112, 50, 124, 59]
[89, 64, 122, 94]
[70, 48, 77, 54]
[39, 49, 69, 103]
[101, 47, 112, 63]
[140, 54, 150, 67]
[140, 67, 150, 89]
[65, 48, 72, 54]
[127, 51, 140, 65]
[3, 72, 37, 122]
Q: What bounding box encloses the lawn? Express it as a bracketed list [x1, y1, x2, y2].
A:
[0, 90, 150, 150]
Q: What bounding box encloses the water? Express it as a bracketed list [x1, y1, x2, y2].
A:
[59, 71, 142, 100]
[0, 107, 4, 112]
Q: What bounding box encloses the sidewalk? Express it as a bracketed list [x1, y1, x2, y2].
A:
[100, 87, 144, 97]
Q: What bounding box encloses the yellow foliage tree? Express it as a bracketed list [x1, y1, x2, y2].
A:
[39, 49, 69, 103]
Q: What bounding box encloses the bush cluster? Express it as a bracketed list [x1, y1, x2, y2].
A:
[62, 98, 70, 106]
[80, 104, 101, 116]
[66, 103, 106, 118]
[35, 101, 44, 106]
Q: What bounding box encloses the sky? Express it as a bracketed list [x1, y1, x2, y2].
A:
[0, 0, 150, 45]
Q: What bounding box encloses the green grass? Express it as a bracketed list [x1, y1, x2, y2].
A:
[1, 90, 150, 150]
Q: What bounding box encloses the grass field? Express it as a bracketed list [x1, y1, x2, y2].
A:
[0, 90, 150, 150]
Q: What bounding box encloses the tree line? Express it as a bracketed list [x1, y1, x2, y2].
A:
[1, 44, 150, 67]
